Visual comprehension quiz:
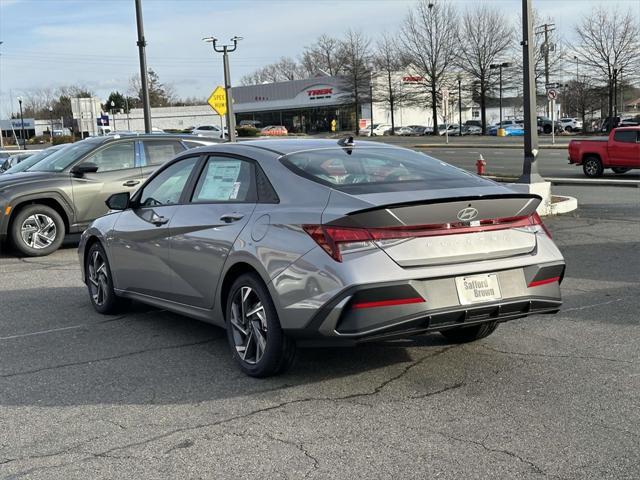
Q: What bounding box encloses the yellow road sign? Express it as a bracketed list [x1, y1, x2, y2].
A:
[208, 86, 227, 116]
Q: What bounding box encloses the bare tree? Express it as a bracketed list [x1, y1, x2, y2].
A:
[300, 34, 345, 77]
[240, 57, 304, 85]
[573, 7, 640, 122]
[373, 33, 410, 133]
[338, 29, 373, 134]
[400, 0, 459, 134]
[456, 4, 514, 133]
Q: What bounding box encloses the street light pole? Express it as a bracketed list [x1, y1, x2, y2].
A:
[48, 106, 54, 144]
[17, 96, 25, 150]
[134, 0, 152, 133]
[125, 97, 131, 130]
[369, 79, 374, 136]
[110, 100, 117, 132]
[517, 0, 543, 184]
[204, 36, 241, 142]
[490, 62, 511, 135]
[457, 74, 462, 136]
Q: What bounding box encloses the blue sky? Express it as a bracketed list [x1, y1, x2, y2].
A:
[0, 0, 638, 117]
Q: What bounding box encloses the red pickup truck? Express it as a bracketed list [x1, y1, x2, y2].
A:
[568, 127, 640, 177]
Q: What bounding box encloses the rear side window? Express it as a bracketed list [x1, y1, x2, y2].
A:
[280, 147, 492, 193]
[85, 141, 135, 172]
[613, 130, 637, 143]
[143, 140, 185, 166]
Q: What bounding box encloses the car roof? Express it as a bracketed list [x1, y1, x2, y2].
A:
[204, 138, 397, 156]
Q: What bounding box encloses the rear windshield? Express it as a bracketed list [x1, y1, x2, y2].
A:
[280, 147, 492, 193]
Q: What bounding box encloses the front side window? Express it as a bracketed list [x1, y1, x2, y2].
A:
[139, 157, 198, 207]
[85, 142, 135, 172]
[191, 157, 255, 203]
[143, 140, 185, 166]
[281, 147, 492, 193]
[613, 130, 637, 143]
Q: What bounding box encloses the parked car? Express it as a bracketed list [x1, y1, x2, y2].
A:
[599, 116, 621, 132]
[559, 117, 583, 132]
[568, 126, 639, 177]
[407, 125, 433, 135]
[537, 116, 563, 134]
[451, 125, 482, 136]
[261, 125, 288, 136]
[437, 124, 459, 135]
[464, 120, 482, 129]
[359, 124, 392, 136]
[79, 138, 565, 377]
[619, 115, 640, 127]
[191, 124, 228, 139]
[0, 134, 218, 256]
[1, 145, 65, 175]
[0, 152, 35, 172]
[389, 126, 414, 136]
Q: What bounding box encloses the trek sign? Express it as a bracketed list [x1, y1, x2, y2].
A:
[208, 86, 227, 116]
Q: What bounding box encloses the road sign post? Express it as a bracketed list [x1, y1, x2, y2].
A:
[547, 88, 557, 145]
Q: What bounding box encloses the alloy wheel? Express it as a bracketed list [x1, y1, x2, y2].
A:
[20, 214, 57, 249]
[88, 250, 109, 307]
[230, 286, 268, 365]
[584, 159, 598, 176]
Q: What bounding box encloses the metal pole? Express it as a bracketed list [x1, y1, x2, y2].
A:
[499, 66, 503, 126]
[135, 0, 152, 133]
[49, 107, 54, 144]
[370, 82, 374, 136]
[18, 98, 25, 150]
[458, 77, 462, 136]
[222, 47, 237, 141]
[125, 97, 131, 130]
[518, 0, 543, 184]
[0, 41, 4, 150]
[613, 68, 618, 119]
[551, 98, 555, 145]
[111, 101, 117, 132]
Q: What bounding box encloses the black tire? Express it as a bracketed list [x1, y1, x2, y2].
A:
[582, 156, 604, 178]
[10, 204, 65, 257]
[85, 242, 128, 315]
[611, 167, 631, 174]
[565, 126, 572, 133]
[225, 273, 296, 377]
[543, 124, 552, 134]
[440, 322, 498, 343]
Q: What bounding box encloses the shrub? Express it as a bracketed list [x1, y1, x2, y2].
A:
[52, 136, 74, 145]
[236, 126, 260, 137]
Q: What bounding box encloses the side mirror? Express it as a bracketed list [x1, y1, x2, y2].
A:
[106, 192, 130, 211]
[71, 162, 99, 177]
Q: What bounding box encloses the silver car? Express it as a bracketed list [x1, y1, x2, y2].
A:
[79, 139, 565, 377]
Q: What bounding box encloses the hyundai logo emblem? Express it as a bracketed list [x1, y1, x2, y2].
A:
[457, 207, 479, 222]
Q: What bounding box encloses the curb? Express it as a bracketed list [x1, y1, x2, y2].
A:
[550, 195, 578, 215]
[414, 144, 568, 150]
[483, 175, 640, 188]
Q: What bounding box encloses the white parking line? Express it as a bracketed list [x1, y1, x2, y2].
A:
[0, 324, 88, 341]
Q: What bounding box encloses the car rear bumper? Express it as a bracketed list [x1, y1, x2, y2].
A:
[281, 261, 565, 346]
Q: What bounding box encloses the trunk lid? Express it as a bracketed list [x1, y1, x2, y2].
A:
[322, 187, 542, 267]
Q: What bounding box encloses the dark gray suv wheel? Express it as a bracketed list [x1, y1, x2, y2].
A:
[11, 204, 65, 257]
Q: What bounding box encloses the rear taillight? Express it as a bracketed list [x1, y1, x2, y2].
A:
[304, 213, 550, 262]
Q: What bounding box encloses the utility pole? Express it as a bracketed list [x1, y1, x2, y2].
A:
[17, 96, 25, 150]
[387, 70, 395, 134]
[518, 0, 543, 184]
[204, 36, 241, 142]
[535, 23, 555, 116]
[135, 0, 152, 133]
[369, 79, 374, 136]
[456, 74, 462, 136]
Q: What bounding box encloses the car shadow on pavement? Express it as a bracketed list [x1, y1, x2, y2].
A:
[0, 286, 455, 408]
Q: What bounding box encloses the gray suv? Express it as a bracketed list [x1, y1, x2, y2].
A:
[0, 134, 217, 256]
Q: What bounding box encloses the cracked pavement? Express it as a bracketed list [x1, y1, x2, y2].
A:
[0, 185, 638, 479]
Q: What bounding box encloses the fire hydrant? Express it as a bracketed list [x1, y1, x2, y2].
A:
[476, 154, 486, 175]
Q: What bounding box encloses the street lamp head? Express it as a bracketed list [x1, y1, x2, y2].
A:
[48, 106, 53, 112]
[428, 2, 434, 8]
[17, 96, 22, 103]
[110, 100, 115, 107]
[231, 36, 243, 42]
[202, 36, 218, 44]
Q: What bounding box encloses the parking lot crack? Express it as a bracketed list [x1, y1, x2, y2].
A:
[439, 432, 552, 477]
[479, 344, 634, 365]
[0, 338, 220, 379]
[410, 381, 465, 399]
[88, 346, 458, 458]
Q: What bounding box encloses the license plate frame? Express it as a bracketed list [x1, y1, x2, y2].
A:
[455, 273, 502, 305]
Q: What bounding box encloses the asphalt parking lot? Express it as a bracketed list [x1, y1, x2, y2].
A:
[0, 185, 638, 480]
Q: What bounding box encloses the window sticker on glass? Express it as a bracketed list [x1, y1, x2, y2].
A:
[194, 160, 243, 202]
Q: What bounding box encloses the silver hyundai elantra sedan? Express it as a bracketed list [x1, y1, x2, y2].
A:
[79, 138, 565, 377]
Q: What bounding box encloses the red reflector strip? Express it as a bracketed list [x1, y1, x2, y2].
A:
[528, 276, 560, 288]
[351, 297, 425, 309]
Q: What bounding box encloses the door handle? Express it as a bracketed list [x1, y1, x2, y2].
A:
[123, 180, 141, 187]
[151, 215, 169, 226]
[220, 213, 245, 223]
